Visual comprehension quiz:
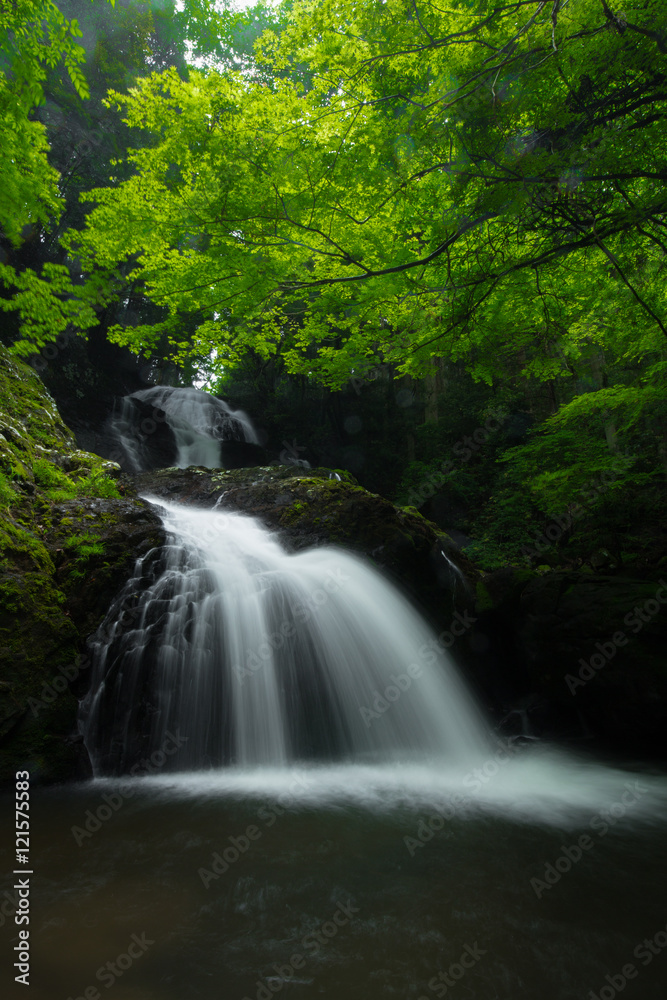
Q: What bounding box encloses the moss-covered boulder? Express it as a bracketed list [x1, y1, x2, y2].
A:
[0, 345, 164, 784]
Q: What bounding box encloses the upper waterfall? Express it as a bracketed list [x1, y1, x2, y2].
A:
[81, 499, 492, 775]
[111, 386, 259, 472]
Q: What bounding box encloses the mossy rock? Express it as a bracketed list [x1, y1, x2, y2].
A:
[128, 465, 479, 626]
[48, 496, 165, 635]
[0, 345, 164, 784]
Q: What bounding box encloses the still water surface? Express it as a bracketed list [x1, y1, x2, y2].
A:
[2, 750, 667, 1000]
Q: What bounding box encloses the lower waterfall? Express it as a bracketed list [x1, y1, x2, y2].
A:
[55, 496, 667, 1000]
[81, 499, 492, 775]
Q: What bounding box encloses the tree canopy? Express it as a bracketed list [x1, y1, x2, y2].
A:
[18, 0, 661, 391]
[0, 0, 260, 348]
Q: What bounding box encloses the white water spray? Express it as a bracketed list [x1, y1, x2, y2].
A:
[82, 500, 492, 775]
[79, 500, 667, 830]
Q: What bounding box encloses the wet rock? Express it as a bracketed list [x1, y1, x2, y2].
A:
[0, 345, 164, 784]
[127, 464, 479, 624]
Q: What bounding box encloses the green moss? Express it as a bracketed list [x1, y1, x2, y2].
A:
[0, 343, 157, 783]
[60, 531, 106, 581]
[0, 520, 54, 575]
[33, 458, 77, 497]
[398, 504, 424, 518]
[0, 437, 32, 481]
[0, 471, 16, 508]
[62, 531, 103, 551]
[30, 455, 120, 503]
[74, 467, 120, 499]
[280, 499, 309, 524]
[46, 487, 78, 502]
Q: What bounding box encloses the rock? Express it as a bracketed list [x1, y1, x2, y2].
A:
[127, 464, 479, 625]
[476, 568, 667, 756]
[107, 386, 269, 471]
[107, 394, 177, 470]
[0, 345, 164, 784]
[0, 351, 476, 783]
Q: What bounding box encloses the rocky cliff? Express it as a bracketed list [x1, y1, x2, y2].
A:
[0, 346, 164, 782]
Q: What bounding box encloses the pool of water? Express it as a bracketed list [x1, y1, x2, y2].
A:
[2, 747, 667, 1000]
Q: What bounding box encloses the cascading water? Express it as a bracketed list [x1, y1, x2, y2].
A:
[111, 386, 259, 472]
[35, 489, 667, 1000]
[81, 500, 492, 776]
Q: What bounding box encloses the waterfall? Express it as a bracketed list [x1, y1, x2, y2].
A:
[111, 386, 259, 472]
[81, 500, 492, 775]
[438, 546, 472, 600]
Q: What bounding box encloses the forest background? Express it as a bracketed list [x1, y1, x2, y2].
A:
[1, 0, 666, 573]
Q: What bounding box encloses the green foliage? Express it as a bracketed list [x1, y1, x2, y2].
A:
[0, 263, 98, 350]
[465, 487, 540, 572]
[177, 0, 286, 74]
[61, 531, 105, 579]
[74, 467, 120, 499]
[0, 0, 122, 356]
[0, 0, 91, 243]
[36, 0, 666, 389]
[394, 461, 439, 506]
[1, 0, 665, 574]
[465, 364, 667, 569]
[62, 530, 103, 552]
[32, 457, 75, 496]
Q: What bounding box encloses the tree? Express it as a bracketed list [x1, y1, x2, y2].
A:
[43, 0, 666, 390]
[0, 0, 260, 352]
[0, 0, 115, 344]
[0, 0, 93, 244]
